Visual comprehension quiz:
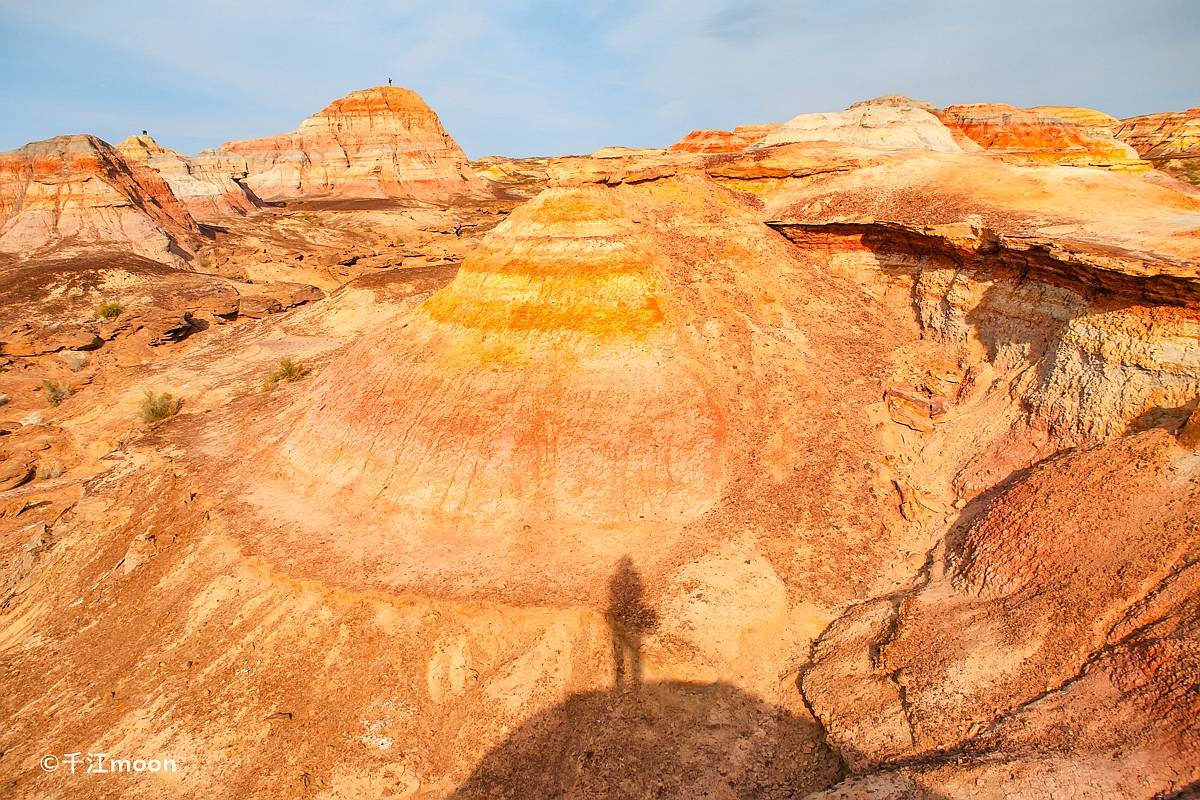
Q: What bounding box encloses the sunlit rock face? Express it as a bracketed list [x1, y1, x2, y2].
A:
[668, 123, 780, 153]
[5, 88, 1200, 800]
[278, 184, 725, 525]
[1028, 105, 1121, 132]
[0, 134, 198, 264]
[941, 103, 1148, 170]
[759, 95, 967, 153]
[116, 134, 261, 220]
[220, 86, 489, 202]
[1115, 107, 1200, 186]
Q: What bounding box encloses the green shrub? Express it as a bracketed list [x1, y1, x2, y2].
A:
[139, 391, 181, 423]
[97, 302, 123, 319]
[262, 357, 309, 392]
[41, 380, 70, 407]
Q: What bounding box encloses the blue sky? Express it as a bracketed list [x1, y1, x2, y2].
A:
[1, 1, 1197, 158]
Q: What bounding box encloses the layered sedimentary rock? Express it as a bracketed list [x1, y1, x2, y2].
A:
[759, 95, 966, 152]
[5, 98, 1200, 800]
[942, 103, 1147, 169]
[668, 123, 780, 153]
[1115, 107, 1200, 185]
[116, 134, 260, 219]
[729, 143, 1199, 446]
[0, 134, 198, 263]
[1028, 105, 1120, 132]
[221, 86, 487, 201]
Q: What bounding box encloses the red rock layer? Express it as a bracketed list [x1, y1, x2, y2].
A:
[668, 124, 780, 154]
[0, 134, 198, 264]
[1114, 107, 1200, 185]
[221, 86, 488, 201]
[941, 103, 1147, 170]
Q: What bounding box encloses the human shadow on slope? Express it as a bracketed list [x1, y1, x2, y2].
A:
[606, 555, 658, 692]
[450, 558, 842, 799]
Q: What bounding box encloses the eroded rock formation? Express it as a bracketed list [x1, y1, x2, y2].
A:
[116, 134, 261, 219]
[1, 93, 1199, 800]
[1115, 107, 1200, 186]
[668, 123, 780, 153]
[1028, 105, 1121, 132]
[942, 103, 1148, 170]
[0, 134, 199, 264]
[760, 95, 966, 152]
[221, 86, 488, 202]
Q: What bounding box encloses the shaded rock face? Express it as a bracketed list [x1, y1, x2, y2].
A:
[1115, 107, 1200, 186]
[760, 95, 965, 153]
[941, 103, 1147, 170]
[116, 135, 261, 220]
[668, 123, 780, 153]
[0, 134, 199, 264]
[221, 86, 489, 201]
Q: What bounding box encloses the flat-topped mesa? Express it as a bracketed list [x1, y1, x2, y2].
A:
[758, 95, 967, 153]
[116, 134, 261, 220]
[220, 85, 489, 202]
[668, 123, 780, 154]
[941, 103, 1148, 170]
[0, 134, 199, 264]
[1114, 107, 1200, 186]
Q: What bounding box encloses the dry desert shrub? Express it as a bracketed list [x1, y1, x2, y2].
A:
[41, 380, 70, 407]
[139, 390, 181, 423]
[262, 357, 309, 392]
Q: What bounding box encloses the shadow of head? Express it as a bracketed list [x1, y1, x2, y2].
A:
[449, 680, 841, 799]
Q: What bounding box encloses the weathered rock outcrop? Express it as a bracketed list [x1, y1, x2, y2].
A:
[1028, 105, 1120, 132]
[116, 135, 261, 219]
[804, 428, 1200, 797]
[1115, 107, 1200, 186]
[4, 98, 1200, 800]
[221, 86, 488, 202]
[0, 135, 198, 264]
[760, 95, 966, 153]
[714, 142, 1200, 456]
[668, 123, 780, 153]
[942, 103, 1148, 170]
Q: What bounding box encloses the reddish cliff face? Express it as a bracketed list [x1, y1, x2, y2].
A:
[221, 86, 489, 202]
[0, 134, 199, 264]
[668, 123, 780, 153]
[941, 103, 1147, 170]
[1115, 107, 1200, 185]
[116, 135, 260, 220]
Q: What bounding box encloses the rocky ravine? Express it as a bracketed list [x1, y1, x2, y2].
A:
[0, 91, 1198, 800]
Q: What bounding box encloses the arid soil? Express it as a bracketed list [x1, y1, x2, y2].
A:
[0, 89, 1198, 800]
